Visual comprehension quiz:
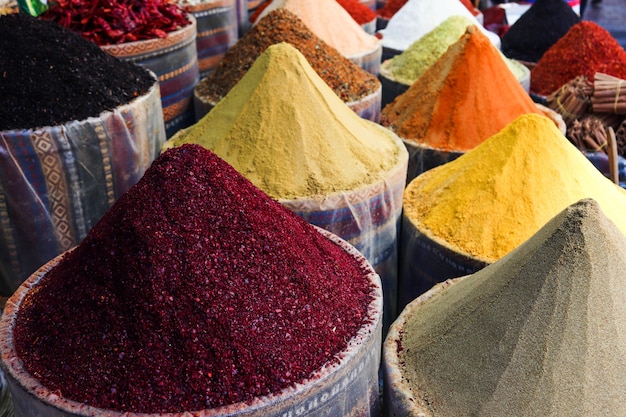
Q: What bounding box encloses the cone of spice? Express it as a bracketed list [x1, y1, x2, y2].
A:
[379, 15, 530, 107]
[398, 113, 626, 306]
[530, 21, 626, 97]
[166, 42, 408, 332]
[378, 0, 500, 54]
[251, 0, 382, 74]
[501, 0, 580, 64]
[194, 8, 382, 121]
[381, 25, 544, 181]
[0, 144, 383, 415]
[385, 198, 626, 416]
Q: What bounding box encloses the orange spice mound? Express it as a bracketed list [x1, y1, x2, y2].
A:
[381, 26, 541, 152]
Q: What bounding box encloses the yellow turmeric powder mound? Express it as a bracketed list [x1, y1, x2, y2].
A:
[392, 198, 626, 416]
[403, 113, 626, 262]
[381, 25, 541, 152]
[164, 42, 405, 200]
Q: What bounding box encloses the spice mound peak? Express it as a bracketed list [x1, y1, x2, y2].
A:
[382, 25, 540, 152]
[166, 42, 404, 200]
[11, 144, 377, 413]
[395, 198, 626, 416]
[404, 113, 626, 262]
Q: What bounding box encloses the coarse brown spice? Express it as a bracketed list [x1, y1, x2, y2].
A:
[13, 144, 375, 414]
[195, 8, 379, 104]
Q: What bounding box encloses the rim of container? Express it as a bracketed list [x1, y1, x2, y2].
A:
[383, 277, 463, 416]
[0, 226, 383, 417]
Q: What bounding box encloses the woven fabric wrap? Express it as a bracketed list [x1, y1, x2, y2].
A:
[102, 16, 200, 138]
[0, 82, 165, 296]
[280, 151, 408, 332]
[188, 0, 239, 78]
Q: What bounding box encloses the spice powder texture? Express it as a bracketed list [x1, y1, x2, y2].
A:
[403, 113, 626, 263]
[381, 26, 540, 152]
[195, 8, 379, 104]
[167, 42, 402, 200]
[398, 199, 626, 416]
[12, 144, 375, 413]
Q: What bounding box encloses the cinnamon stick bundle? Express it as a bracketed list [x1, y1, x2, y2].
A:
[591, 73, 626, 114]
[546, 76, 593, 124]
[567, 116, 608, 154]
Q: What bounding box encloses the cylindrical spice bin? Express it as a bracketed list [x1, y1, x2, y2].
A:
[386, 199, 626, 416]
[0, 228, 383, 417]
[185, 0, 239, 78]
[0, 80, 164, 297]
[280, 135, 407, 334]
[102, 16, 200, 138]
[348, 42, 383, 76]
[236, 0, 249, 36]
[0, 299, 13, 417]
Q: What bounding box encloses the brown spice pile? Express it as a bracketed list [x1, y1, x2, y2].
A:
[195, 8, 379, 104]
[397, 198, 626, 416]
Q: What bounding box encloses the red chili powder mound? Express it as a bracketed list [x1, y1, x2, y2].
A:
[336, 0, 377, 24]
[530, 21, 626, 96]
[377, 0, 407, 19]
[381, 26, 541, 152]
[12, 144, 375, 414]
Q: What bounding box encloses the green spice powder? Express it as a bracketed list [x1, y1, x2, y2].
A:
[398, 198, 626, 416]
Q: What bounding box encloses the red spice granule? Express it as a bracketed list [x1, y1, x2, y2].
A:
[40, 0, 191, 45]
[336, 0, 376, 24]
[377, 0, 407, 19]
[530, 21, 626, 96]
[13, 144, 375, 414]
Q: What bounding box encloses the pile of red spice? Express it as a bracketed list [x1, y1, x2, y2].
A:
[336, 0, 376, 24]
[530, 21, 626, 96]
[377, 0, 407, 19]
[40, 0, 191, 45]
[13, 144, 375, 413]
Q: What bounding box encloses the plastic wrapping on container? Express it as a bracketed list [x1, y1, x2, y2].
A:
[378, 65, 409, 108]
[0, 300, 13, 417]
[398, 213, 488, 310]
[0, 228, 383, 417]
[348, 42, 382, 76]
[0, 81, 165, 297]
[280, 144, 408, 333]
[187, 0, 239, 78]
[361, 17, 377, 35]
[235, 0, 248, 36]
[195, 84, 383, 123]
[102, 16, 200, 138]
[382, 279, 458, 417]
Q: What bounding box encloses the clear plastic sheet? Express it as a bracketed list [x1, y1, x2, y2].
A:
[0, 228, 383, 417]
[0, 81, 165, 297]
[281, 142, 408, 333]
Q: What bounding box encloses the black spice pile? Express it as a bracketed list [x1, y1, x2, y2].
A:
[0, 13, 155, 131]
[501, 0, 580, 63]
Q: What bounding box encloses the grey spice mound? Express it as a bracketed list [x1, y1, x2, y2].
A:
[397, 198, 626, 416]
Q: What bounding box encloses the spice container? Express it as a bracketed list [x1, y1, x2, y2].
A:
[167, 43, 408, 332]
[386, 198, 626, 416]
[102, 16, 199, 138]
[0, 299, 13, 417]
[182, 0, 239, 78]
[193, 9, 382, 122]
[0, 14, 165, 297]
[0, 143, 384, 417]
[399, 114, 626, 309]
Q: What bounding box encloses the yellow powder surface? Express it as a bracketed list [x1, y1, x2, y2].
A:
[381, 26, 541, 152]
[399, 198, 626, 416]
[403, 113, 626, 262]
[254, 0, 380, 57]
[164, 42, 404, 200]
